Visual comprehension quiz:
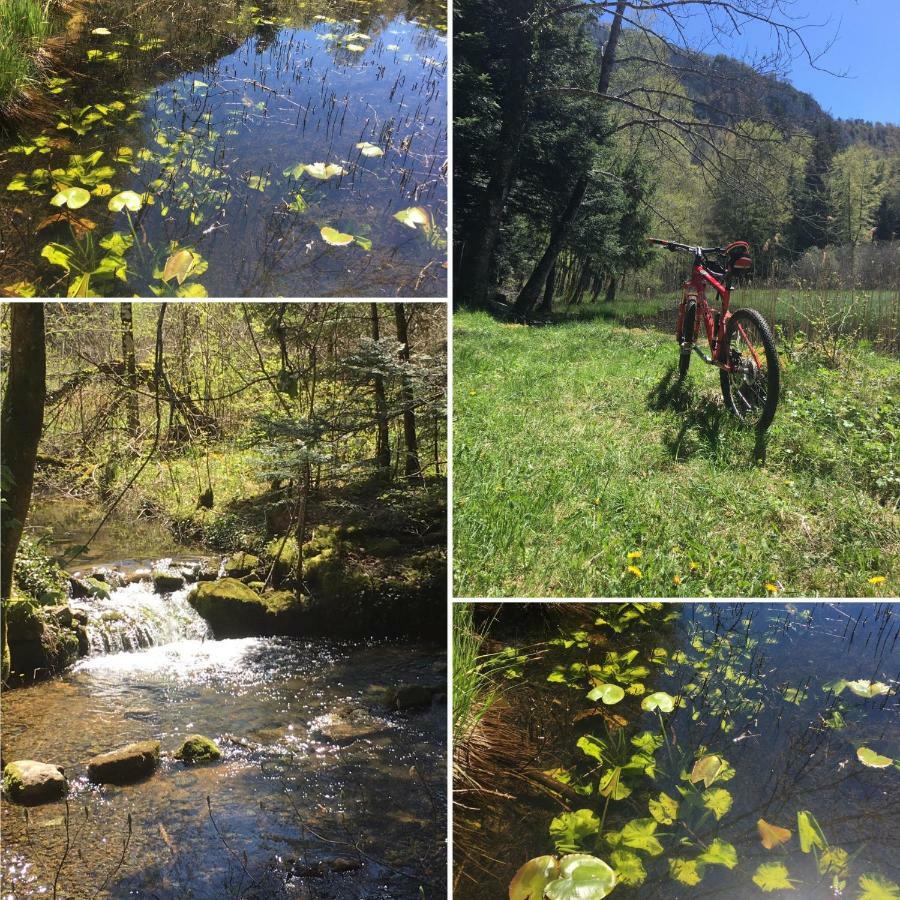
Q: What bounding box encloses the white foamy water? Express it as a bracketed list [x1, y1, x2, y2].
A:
[71, 580, 210, 655]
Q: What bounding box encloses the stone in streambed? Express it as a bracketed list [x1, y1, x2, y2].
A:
[69, 576, 110, 600]
[384, 683, 443, 710]
[152, 568, 185, 593]
[87, 740, 160, 784]
[2, 760, 68, 805]
[187, 578, 268, 637]
[223, 551, 260, 579]
[313, 705, 389, 745]
[173, 734, 221, 764]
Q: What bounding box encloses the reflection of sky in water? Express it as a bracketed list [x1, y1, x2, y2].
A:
[1, 635, 445, 898]
[455, 603, 899, 900]
[132, 12, 447, 296]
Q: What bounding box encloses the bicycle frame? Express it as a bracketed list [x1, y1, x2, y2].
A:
[676, 253, 761, 372]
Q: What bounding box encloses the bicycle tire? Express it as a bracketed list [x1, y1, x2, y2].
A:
[678, 301, 696, 378]
[719, 307, 780, 430]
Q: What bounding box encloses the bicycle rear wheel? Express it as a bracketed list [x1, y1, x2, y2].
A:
[678, 301, 695, 378]
[719, 308, 780, 430]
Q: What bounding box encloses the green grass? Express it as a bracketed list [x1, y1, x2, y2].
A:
[453, 311, 899, 598]
[580, 287, 899, 352]
[0, 0, 55, 112]
[452, 603, 499, 746]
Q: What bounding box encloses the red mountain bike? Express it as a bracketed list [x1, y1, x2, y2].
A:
[648, 238, 780, 431]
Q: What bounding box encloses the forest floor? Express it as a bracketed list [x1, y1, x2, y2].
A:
[453, 310, 898, 597]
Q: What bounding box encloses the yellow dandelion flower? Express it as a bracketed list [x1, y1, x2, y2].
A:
[764, 582, 779, 594]
[689, 561, 699, 572]
[868, 575, 886, 585]
[627, 550, 642, 560]
[673, 574, 682, 586]
[469, 389, 477, 396]
[627, 565, 642, 578]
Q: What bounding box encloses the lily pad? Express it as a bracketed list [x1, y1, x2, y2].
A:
[320, 226, 354, 246]
[586, 683, 625, 705]
[858, 873, 900, 900]
[162, 248, 197, 284]
[697, 838, 737, 869]
[91, 27, 111, 35]
[701, 787, 732, 820]
[549, 809, 601, 854]
[689, 755, 724, 788]
[544, 854, 617, 900]
[108, 190, 143, 212]
[753, 861, 795, 892]
[609, 849, 646, 887]
[757, 818, 792, 849]
[648, 791, 678, 825]
[509, 855, 558, 900]
[50, 186, 91, 209]
[356, 141, 384, 157]
[393, 205, 431, 230]
[303, 162, 346, 180]
[857, 746, 892, 768]
[669, 858, 703, 886]
[641, 691, 674, 713]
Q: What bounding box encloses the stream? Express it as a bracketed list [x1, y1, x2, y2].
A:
[1, 0, 448, 298]
[455, 602, 899, 899]
[1, 567, 446, 898]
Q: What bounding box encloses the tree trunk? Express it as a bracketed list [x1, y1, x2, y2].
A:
[393, 304, 424, 482]
[513, 175, 589, 314]
[512, 1, 627, 316]
[370, 303, 391, 477]
[1, 304, 46, 680]
[604, 274, 618, 303]
[456, 0, 536, 309]
[120, 302, 139, 434]
[536, 261, 557, 314]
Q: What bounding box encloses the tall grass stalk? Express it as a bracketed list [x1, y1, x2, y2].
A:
[0, 0, 56, 113]
[452, 603, 501, 747]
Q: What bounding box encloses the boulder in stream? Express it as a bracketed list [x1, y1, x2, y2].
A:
[87, 740, 160, 784]
[152, 568, 185, 593]
[313, 705, 390, 745]
[173, 734, 222, 764]
[2, 760, 68, 805]
[69, 576, 111, 600]
[384, 683, 444, 711]
[223, 551, 260, 579]
[188, 578, 269, 637]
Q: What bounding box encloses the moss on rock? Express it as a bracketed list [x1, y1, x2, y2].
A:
[188, 578, 268, 637]
[2, 760, 67, 805]
[174, 734, 221, 764]
[223, 551, 260, 579]
[152, 569, 185, 593]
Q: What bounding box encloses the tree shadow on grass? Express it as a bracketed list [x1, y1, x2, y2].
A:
[647, 365, 768, 464]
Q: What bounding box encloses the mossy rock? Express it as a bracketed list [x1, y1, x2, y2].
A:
[5, 598, 45, 642]
[188, 578, 270, 637]
[264, 536, 300, 578]
[223, 551, 261, 579]
[247, 580, 265, 592]
[3, 760, 67, 805]
[69, 576, 110, 601]
[303, 525, 346, 559]
[174, 734, 221, 764]
[304, 552, 370, 601]
[152, 569, 185, 593]
[87, 741, 160, 784]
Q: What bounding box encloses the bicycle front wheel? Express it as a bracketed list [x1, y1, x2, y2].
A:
[719, 308, 780, 430]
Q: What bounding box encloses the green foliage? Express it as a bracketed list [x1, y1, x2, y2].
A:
[12, 535, 67, 604]
[549, 809, 600, 854]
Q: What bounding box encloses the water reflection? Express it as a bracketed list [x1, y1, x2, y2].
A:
[454, 603, 899, 899]
[0, 0, 447, 298]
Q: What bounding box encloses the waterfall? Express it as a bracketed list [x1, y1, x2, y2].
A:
[71, 581, 210, 655]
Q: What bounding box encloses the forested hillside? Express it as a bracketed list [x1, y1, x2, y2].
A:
[455, 0, 900, 315]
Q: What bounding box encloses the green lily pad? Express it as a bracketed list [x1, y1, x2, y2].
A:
[320, 226, 354, 246]
[610, 849, 645, 887]
[393, 205, 431, 230]
[697, 838, 737, 869]
[857, 746, 892, 768]
[544, 854, 617, 900]
[689, 755, 724, 788]
[641, 691, 674, 713]
[858, 873, 900, 900]
[701, 788, 732, 820]
[753, 861, 795, 892]
[648, 791, 678, 825]
[304, 162, 346, 179]
[356, 141, 384, 157]
[669, 858, 704, 886]
[586, 683, 625, 705]
[50, 186, 91, 209]
[108, 190, 142, 212]
[509, 855, 558, 900]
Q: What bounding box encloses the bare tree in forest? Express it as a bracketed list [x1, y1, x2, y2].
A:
[370, 304, 391, 477]
[393, 303, 424, 482]
[120, 302, 139, 435]
[1, 304, 46, 679]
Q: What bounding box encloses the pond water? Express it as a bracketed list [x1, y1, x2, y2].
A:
[1, 576, 446, 898]
[455, 603, 899, 899]
[1, 0, 447, 298]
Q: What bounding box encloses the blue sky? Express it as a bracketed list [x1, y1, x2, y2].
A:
[654, 0, 900, 125]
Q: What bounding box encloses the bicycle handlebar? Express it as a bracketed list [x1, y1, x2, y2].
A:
[646, 238, 726, 257]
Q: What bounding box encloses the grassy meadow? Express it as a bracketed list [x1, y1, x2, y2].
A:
[453, 311, 898, 598]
